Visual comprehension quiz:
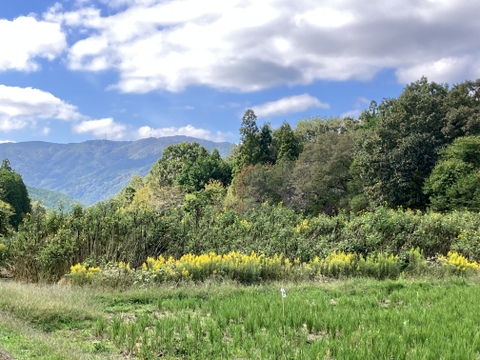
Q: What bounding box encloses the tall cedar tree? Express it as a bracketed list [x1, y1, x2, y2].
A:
[235, 110, 261, 171]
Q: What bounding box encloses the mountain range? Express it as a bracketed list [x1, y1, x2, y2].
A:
[0, 136, 233, 205]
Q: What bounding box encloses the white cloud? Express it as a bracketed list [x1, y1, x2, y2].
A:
[396, 57, 476, 84]
[0, 85, 129, 139]
[42, 0, 480, 92]
[0, 140, 15, 144]
[73, 118, 126, 139]
[0, 16, 66, 72]
[252, 94, 329, 118]
[136, 125, 230, 142]
[0, 84, 82, 131]
[340, 109, 362, 119]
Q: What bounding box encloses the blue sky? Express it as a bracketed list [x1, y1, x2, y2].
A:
[0, 0, 478, 144]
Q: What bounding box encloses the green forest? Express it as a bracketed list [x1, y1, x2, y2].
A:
[1, 76, 480, 282]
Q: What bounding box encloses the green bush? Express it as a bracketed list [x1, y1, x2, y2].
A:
[0, 242, 8, 267]
[358, 253, 401, 280]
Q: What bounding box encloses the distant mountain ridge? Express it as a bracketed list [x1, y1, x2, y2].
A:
[0, 136, 233, 205]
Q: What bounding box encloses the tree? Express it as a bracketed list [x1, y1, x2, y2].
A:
[358, 100, 379, 129]
[424, 136, 480, 211]
[146, 142, 209, 188]
[232, 163, 293, 210]
[292, 132, 355, 214]
[259, 123, 275, 164]
[274, 122, 301, 162]
[442, 79, 480, 141]
[234, 109, 261, 171]
[177, 148, 232, 192]
[354, 77, 449, 209]
[294, 116, 360, 145]
[0, 158, 31, 228]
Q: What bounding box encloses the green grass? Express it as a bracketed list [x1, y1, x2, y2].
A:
[1, 277, 480, 359]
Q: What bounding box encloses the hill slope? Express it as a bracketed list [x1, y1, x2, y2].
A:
[27, 186, 82, 211]
[0, 136, 232, 205]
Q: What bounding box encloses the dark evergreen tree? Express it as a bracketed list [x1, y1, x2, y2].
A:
[274, 121, 301, 162]
[0, 158, 31, 228]
[235, 109, 261, 171]
[259, 123, 275, 164]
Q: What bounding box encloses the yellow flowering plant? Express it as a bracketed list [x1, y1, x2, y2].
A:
[69, 263, 101, 285]
[438, 251, 480, 273]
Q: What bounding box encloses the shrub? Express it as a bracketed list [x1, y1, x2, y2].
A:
[0, 242, 8, 267]
[438, 251, 479, 274]
[312, 251, 359, 278]
[403, 247, 427, 276]
[358, 253, 401, 280]
[69, 263, 101, 285]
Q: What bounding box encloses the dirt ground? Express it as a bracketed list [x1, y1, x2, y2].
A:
[0, 349, 13, 360]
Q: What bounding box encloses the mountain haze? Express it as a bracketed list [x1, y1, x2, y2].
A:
[0, 136, 232, 205]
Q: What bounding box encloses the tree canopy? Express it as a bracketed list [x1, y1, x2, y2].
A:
[424, 136, 480, 211]
[0, 159, 31, 228]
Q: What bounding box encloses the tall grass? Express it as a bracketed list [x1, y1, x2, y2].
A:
[3, 278, 479, 359]
[96, 278, 480, 359]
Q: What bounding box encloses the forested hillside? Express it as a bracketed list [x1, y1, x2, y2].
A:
[27, 186, 81, 211]
[0, 136, 232, 205]
[2, 77, 480, 282]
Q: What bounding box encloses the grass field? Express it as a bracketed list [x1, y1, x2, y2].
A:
[1, 277, 480, 359]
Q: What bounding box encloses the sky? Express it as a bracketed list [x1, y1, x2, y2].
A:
[0, 0, 479, 144]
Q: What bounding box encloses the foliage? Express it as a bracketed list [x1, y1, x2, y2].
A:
[9, 195, 480, 282]
[234, 109, 262, 170]
[0, 242, 8, 267]
[7, 77, 480, 282]
[0, 137, 232, 205]
[424, 135, 480, 211]
[438, 251, 479, 274]
[442, 79, 480, 141]
[273, 121, 301, 162]
[0, 159, 31, 229]
[147, 142, 210, 188]
[403, 247, 428, 276]
[231, 162, 295, 210]
[0, 199, 13, 236]
[354, 77, 450, 209]
[176, 148, 232, 192]
[68, 246, 479, 288]
[69, 263, 101, 285]
[292, 131, 356, 214]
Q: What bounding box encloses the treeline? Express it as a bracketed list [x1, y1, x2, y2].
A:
[2, 76, 480, 282]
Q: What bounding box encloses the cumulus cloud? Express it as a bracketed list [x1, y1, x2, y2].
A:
[396, 57, 478, 84]
[0, 84, 130, 139]
[252, 94, 329, 118]
[43, 0, 480, 92]
[73, 118, 126, 139]
[0, 16, 66, 72]
[136, 125, 230, 142]
[0, 84, 82, 131]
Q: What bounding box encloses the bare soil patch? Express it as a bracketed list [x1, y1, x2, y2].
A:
[0, 349, 13, 360]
